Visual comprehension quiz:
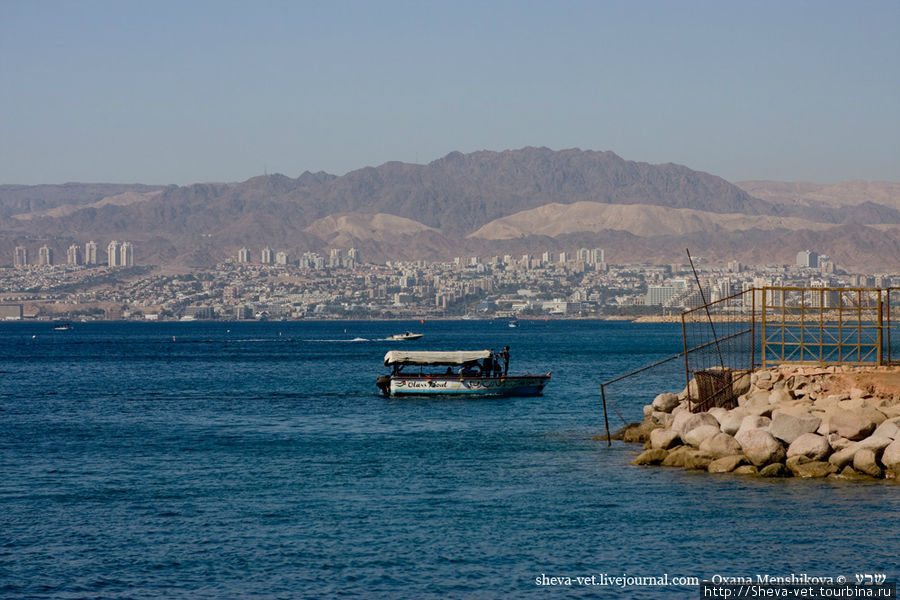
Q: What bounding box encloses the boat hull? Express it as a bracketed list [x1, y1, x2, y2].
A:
[383, 374, 550, 397]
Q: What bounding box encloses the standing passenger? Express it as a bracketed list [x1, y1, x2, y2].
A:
[501, 346, 510, 375]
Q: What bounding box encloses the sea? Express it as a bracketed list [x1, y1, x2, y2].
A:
[1, 320, 897, 599]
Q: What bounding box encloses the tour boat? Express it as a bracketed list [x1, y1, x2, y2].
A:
[376, 349, 550, 397]
[388, 331, 423, 340]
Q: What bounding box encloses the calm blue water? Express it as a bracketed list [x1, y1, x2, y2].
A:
[1, 320, 897, 599]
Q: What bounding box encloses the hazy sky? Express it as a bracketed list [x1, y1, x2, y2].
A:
[2, 0, 898, 185]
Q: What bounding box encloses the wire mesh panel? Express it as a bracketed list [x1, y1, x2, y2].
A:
[760, 287, 884, 368]
[681, 289, 755, 412]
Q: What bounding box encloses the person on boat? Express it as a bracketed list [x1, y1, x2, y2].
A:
[492, 353, 502, 377]
[482, 355, 493, 377]
[501, 346, 510, 375]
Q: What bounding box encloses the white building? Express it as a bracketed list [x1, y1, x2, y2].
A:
[120, 242, 134, 267]
[38, 245, 53, 266]
[85, 241, 98, 265]
[14, 246, 27, 268]
[67, 244, 81, 266]
[108, 241, 121, 267]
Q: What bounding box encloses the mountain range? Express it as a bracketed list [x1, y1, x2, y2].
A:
[2, 147, 899, 270]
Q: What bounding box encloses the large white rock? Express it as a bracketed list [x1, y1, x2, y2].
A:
[718, 408, 750, 436]
[852, 448, 882, 477]
[735, 415, 771, 438]
[786, 433, 832, 461]
[769, 412, 822, 444]
[650, 428, 682, 450]
[828, 444, 859, 469]
[684, 424, 721, 448]
[880, 438, 900, 469]
[742, 392, 774, 417]
[856, 435, 893, 452]
[768, 388, 793, 406]
[825, 409, 876, 440]
[708, 406, 729, 424]
[651, 411, 675, 429]
[737, 429, 786, 467]
[652, 393, 680, 413]
[699, 432, 743, 458]
[670, 411, 694, 437]
[679, 413, 720, 437]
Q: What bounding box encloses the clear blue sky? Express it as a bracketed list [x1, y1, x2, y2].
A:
[2, 0, 898, 185]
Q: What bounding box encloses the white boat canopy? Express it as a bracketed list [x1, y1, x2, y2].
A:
[384, 350, 491, 366]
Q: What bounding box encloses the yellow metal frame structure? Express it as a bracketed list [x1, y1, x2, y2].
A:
[760, 287, 890, 368]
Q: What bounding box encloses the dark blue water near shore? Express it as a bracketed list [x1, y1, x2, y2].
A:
[2, 321, 897, 599]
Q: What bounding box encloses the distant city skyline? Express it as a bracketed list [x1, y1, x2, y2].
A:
[1, 1, 898, 186]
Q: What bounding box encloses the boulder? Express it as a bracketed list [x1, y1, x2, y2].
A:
[622, 420, 660, 443]
[718, 408, 749, 436]
[872, 418, 900, 441]
[742, 392, 773, 417]
[732, 371, 751, 396]
[759, 463, 789, 477]
[828, 445, 859, 469]
[769, 412, 822, 444]
[683, 450, 716, 471]
[738, 429, 786, 467]
[632, 448, 668, 466]
[735, 415, 772, 438]
[650, 411, 675, 429]
[733, 465, 759, 475]
[826, 434, 854, 451]
[708, 406, 729, 424]
[679, 413, 721, 437]
[768, 388, 793, 406]
[881, 439, 900, 470]
[661, 445, 692, 468]
[708, 455, 747, 473]
[856, 436, 893, 452]
[642, 404, 654, 419]
[650, 428, 682, 450]
[684, 424, 721, 448]
[670, 411, 694, 437]
[787, 459, 837, 478]
[700, 432, 743, 458]
[652, 393, 680, 413]
[852, 448, 882, 478]
[827, 409, 876, 440]
[786, 433, 831, 461]
[833, 466, 876, 481]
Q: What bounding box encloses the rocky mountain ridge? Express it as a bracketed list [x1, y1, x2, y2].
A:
[1, 148, 898, 270]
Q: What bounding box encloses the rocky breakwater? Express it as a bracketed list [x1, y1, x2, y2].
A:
[625, 366, 900, 480]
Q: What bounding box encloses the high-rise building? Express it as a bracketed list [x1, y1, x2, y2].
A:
[796, 250, 818, 268]
[85, 241, 98, 265]
[237, 247, 251, 263]
[329, 248, 343, 268]
[261, 246, 273, 265]
[38, 245, 53, 266]
[14, 246, 27, 268]
[67, 244, 81, 266]
[589, 248, 605, 265]
[108, 241, 121, 267]
[346, 248, 359, 268]
[559, 251, 569, 264]
[120, 241, 134, 267]
[275, 251, 289, 266]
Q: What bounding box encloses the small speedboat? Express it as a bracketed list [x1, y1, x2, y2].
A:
[388, 331, 423, 341]
[508, 321, 519, 328]
[52, 322, 72, 331]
